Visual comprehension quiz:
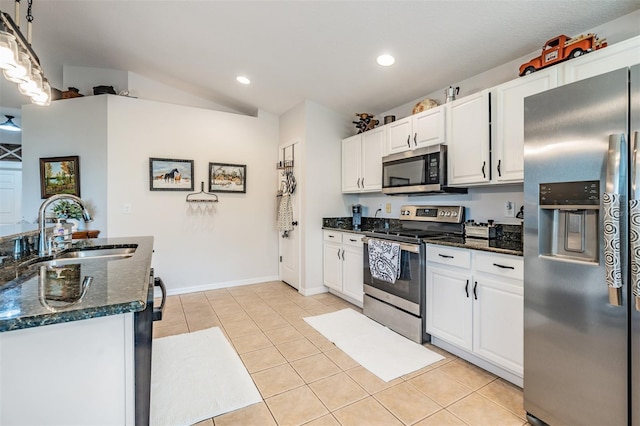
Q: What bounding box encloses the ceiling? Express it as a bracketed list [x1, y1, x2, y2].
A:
[0, 0, 639, 119]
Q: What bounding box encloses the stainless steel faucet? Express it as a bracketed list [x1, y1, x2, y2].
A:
[38, 194, 93, 256]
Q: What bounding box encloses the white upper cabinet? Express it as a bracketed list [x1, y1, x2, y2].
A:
[387, 106, 445, 154]
[561, 35, 640, 84]
[492, 68, 558, 183]
[341, 127, 384, 193]
[341, 134, 362, 193]
[447, 90, 491, 186]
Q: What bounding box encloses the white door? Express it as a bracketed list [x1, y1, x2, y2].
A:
[278, 141, 300, 290]
[0, 163, 22, 224]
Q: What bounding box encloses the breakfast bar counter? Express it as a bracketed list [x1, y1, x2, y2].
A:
[0, 236, 155, 332]
[0, 235, 155, 425]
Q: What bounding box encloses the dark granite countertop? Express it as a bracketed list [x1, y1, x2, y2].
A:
[323, 217, 523, 256]
[424, 236, 523, 257]
[0, 236, 154, 332]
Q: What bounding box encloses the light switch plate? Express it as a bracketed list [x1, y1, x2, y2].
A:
[504, 201, 515, 217]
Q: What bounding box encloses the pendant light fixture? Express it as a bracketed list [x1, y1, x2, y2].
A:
[0, 0, 50, 106]
[0, 115, 21, 132]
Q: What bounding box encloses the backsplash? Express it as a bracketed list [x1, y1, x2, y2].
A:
[322, 217, 401, 232]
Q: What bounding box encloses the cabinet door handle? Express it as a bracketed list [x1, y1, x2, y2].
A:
[465, 280, 469, 298]
[337, 249, 341, 259]
[341, 249, 345, 260]
[473, 281, 478, 300]
[361, 177, 364, 187]
[357, 178, 361, 188]
[414, 133, 417, 146]
[438, 253, 454, 259]
[406, 135, 411, 147]
[497, 159, 501, 177]
[493, 263, 514, 270]
[481, 161, 486, 178]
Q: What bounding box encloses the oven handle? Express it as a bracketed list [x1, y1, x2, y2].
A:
[362, 237, 420, 253]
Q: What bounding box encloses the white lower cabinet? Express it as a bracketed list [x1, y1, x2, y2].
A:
[322, 230, 363, 306]
[426, 244, 523, 384]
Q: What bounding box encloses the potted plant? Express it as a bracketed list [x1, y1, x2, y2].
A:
[52, 200, 85, 231]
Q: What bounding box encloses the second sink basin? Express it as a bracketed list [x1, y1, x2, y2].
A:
[22, 244, 138, 268]
[55, 245, 137, 260]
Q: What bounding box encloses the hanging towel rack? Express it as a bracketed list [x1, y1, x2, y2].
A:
[186, 182, 219, 203]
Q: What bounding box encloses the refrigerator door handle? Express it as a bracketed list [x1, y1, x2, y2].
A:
[604, 134, 624, 306]
[631, 131, 640, 311]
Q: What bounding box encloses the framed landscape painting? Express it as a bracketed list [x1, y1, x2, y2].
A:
[39, 155, 80, 199]
[209, 162, 246, 193]
[149, 158, 194, 191]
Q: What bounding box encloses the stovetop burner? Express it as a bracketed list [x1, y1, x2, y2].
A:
[364, 205, 465, 244]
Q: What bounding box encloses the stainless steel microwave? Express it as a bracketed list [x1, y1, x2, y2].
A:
[381, 145, 467, 195]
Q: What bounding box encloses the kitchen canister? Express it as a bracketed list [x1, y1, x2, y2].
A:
[384, 115, 396, 124]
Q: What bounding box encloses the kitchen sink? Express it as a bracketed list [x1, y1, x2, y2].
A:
[22, 244, 137, 268]
[55, 245, 137, 260]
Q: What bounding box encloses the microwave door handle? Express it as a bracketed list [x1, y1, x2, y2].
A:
[631, 131, 640, 311]
[604, 133, 624, 306]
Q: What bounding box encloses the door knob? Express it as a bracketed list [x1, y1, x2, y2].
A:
[292, 221, 298, 226]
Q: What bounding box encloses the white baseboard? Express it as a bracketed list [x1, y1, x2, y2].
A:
[160, 275, 280, 296]
[299, 286, 328, 296]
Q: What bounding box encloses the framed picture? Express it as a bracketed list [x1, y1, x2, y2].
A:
[209, 162, 246, 193]
[39, 155, 81, 198]
[149, 158, 194, 191]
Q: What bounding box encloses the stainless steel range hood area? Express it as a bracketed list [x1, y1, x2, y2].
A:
[381, 145, 467, 195]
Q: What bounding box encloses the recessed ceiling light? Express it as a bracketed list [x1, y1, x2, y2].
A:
[376, 54, 395, 66]
[236, 76, 251, 85]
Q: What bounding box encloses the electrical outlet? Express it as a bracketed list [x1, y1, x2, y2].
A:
[386, 203, 392, 214]
[377, 203, 383, 213]
[123, 203, 132, 214]
[504, 201, 515, 217]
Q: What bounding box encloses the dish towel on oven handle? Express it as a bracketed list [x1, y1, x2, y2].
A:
[368, 239, 401, 284]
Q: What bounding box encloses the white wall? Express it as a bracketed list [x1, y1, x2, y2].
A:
[106, 96, 280, 292]
[302, 100, 353, 293]
[62, 66, 245, 115]
[279, 100, 354, 294]
[22, 96, 108, 230]
[22, 95, 280, 294]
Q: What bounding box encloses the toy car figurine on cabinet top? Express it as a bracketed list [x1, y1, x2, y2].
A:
[519, 33, 607, 76]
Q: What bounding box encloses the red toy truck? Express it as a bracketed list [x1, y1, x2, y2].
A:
[519, 34, 607, 76]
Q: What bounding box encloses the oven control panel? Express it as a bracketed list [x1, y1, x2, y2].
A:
[399, 205, 464, 223]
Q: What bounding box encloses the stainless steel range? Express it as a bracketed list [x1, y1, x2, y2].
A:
[362, 205, 464, 343]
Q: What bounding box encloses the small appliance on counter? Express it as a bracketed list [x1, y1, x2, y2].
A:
[352, 204, 362, 231]
[464, 220, 502, 239]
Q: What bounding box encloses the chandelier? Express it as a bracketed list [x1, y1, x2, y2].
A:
[0, 0, 50, 106]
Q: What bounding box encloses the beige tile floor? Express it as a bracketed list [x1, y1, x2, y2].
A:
[153, 281, 527, 426]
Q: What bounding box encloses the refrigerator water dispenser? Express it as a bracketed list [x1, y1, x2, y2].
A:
[538, 181, 599, 263]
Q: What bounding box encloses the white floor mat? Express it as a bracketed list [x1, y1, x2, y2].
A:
[150, 327, 261, 426]
[304, 308, 444, 382]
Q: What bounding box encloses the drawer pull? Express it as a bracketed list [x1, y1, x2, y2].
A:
[328, 235, 334, 238]
[438, 254, 454, 259]
[493, 263, 515, 270]
[349, 238, 357, 242]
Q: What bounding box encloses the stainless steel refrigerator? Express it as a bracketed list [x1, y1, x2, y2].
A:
[523, 64, 639, 425]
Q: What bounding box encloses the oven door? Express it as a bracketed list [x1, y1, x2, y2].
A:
[362, 237, 422, 315]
